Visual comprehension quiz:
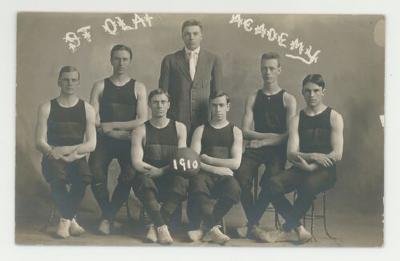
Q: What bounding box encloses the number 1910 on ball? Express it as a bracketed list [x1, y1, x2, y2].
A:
[172, 158, 199, 171]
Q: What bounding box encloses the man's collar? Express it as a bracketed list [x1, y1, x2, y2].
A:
[184, 46, 201, 55]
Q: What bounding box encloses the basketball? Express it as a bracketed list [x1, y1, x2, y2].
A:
[170, 148, 201, 178]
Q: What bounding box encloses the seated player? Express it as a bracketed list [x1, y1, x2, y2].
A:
[131, 89, 188, 245]
[249, 74, 344, 243]
[35, 66, 96, 238]
[188, 91, 243, 244]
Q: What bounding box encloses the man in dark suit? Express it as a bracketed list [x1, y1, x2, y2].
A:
[159, 19, 223, 139]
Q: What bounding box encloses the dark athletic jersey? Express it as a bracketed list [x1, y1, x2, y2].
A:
[143, 120, 178, 168]
[201, 122, 234, 159]
[99, 78, 137, 122]
[253, 89, 287, 134]
[47, 99, 86, 146]
[299, 107, 332, 154]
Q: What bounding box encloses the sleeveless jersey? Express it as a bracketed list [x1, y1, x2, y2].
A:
[47, 99, 86, 146]
[253, 89, 287, 134]
[143, 120, 178, 168]
[201, 122, 235, 159]
[299, 107, 332, 154]
[99, 78, 137, 122]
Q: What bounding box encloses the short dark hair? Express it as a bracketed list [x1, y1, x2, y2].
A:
[302, 74, 326, 89]
[58, 66, 80, 80]
[210, 91, 230, 104]
[261, 52, 281, 66]
[148, 88, 170, 103]
[110, 44, 132, 60]
[181, 19, 203, 33]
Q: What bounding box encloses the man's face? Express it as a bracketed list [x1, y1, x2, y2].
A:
[210, 96, 230, 121]
[58, 71, 79, 95]
[182, 25, 203, 50]
[302, 82, 325, 108]
[110, 50, 131, 75]
[260, 58, 281, 85]
[150, 94, 170, 118]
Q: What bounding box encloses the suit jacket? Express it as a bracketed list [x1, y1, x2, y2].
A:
[159, 48, 222, 131]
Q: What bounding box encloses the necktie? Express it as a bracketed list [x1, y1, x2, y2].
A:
[189, 51, 196, 80]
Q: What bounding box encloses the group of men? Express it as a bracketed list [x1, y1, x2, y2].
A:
[35, 19, 344, 245]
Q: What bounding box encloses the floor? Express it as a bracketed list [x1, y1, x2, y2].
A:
[15, 202, 383, 247]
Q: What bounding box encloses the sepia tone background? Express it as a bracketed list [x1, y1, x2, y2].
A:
[15, 13, 384, 246]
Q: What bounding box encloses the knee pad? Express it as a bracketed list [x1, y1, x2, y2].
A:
[199, 200, 213, 216]
[266, 177, 285, 195]
[143, 190, 161, 211]
[91, 182, 108, 198]
[49, 178, 67, 191]
[223, 179, 241, 203]
[119, 167, 136, 185]
[171, 176, 188, 197]
[146, 199, 161, 212]
[193, 193, 213, 214]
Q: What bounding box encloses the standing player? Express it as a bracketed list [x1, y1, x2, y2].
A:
[35, 66, 96, 238]
[257, 74, 344, 243]
[131, 89, 188, 245]
[234, 52, 297, 240]
[188, 92, 242, 244]
[89, 44, 147, 234]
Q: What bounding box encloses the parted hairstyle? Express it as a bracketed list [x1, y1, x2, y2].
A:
[181, 19, 203, 33]
[148, 88, 171, 104]
[58, 66, 80, 81]
[302, 74, 326, 89]
[110, 44, 133, 60]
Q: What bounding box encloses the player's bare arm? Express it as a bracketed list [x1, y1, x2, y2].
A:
[191, 125, 233, 176]
[131, 124, 164, 178]
[200, 126, 243, 170]
[176, 121, 187, 148]
[242, 91, 287, 145]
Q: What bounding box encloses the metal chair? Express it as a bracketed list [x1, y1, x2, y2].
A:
[40, 184, 72, 232]
[40, 202, 58, 232]
[295, 191, 335, 240]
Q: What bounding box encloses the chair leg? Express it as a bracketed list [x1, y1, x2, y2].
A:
[253, 174, 259, 203]
[322, 193, 335, 239]
[274, 210, 281, 229]
[222, 217, 227, 234]
[126, 200, 133, 221]
[310, 201, 317, 241]
[40, 204, 56, 232]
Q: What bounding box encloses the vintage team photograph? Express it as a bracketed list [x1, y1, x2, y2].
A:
[15, 13, 384, 247]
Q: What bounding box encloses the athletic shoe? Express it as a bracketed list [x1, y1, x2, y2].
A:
[98, 219, 111, 235]
[70, 218, 85, 236]
[264, 229, 298, 243]
[202, 225, 230, 245]
[145, 224, 157, 243]
[295, 225, 312, 243]
[235, 226, 248, 238]
[249, 225, 269, 242]
[157, 225, 173, 245]
[187, 229, 204, 242]
[56, 218, 71, 239]
[113, 221, 123, 230]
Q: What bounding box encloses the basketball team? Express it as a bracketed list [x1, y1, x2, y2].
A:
[35, 19, 344, 245]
